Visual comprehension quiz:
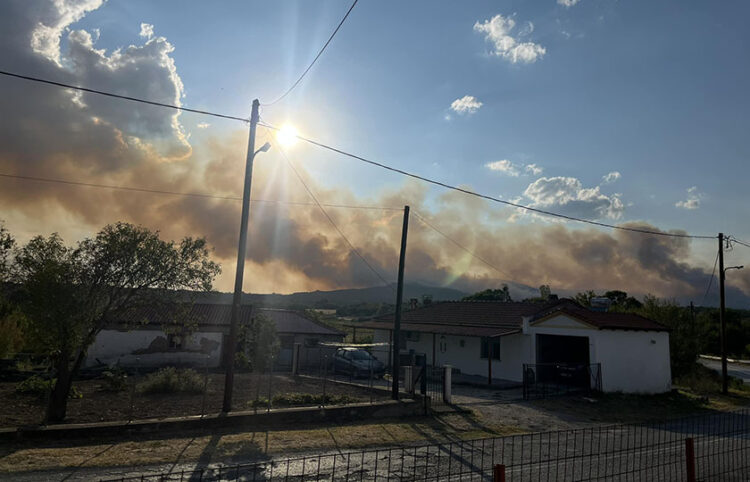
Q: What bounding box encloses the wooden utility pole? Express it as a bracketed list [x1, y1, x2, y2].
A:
[391, 205, 409, 400]
[718, 232, 727, 395]
[223, 99, 263, 412]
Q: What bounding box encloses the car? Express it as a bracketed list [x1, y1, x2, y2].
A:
[333, 347, 385, 378]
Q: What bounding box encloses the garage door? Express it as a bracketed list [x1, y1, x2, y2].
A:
[536, 334, 590, 365]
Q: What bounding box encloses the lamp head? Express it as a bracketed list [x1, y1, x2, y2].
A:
[258, 142, 271, 153]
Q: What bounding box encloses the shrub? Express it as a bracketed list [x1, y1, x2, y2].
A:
[100, 367, 128, 392]
[15, 375, 82, 399]
[674, 363, 747, 394]
[247, 392, 360, 408]
[138, 367, 204, 395]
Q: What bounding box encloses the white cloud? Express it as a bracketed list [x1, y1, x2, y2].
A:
[675, 186, 702, 210]
[486, 160, 520, 176]
[558, 0, 582, 7]
[602, 171, 621, 184]
[196, 122, 210, 129]
[450, 95, 483, 115]
[30, 0, 105, 65]
[523, 176, 624, 220]
[474, 14, 546, 64]
[525, 163, 543, 176]
[139, 23, 154, 39]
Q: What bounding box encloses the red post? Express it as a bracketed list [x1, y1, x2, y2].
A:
[493, 464, 506, 482]
[685, 437, 696, 482]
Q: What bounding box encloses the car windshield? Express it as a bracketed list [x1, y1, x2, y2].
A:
[351, 351, 372, 360]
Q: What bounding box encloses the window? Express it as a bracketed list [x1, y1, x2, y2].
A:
[480, 337, 500, 360]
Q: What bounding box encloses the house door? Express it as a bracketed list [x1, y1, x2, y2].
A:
[535, 334, 590, 387]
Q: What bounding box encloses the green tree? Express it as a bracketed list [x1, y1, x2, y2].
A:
[463, 285, 512, 302]
[0, 223, 24, 358]
[238, 313, 280, 372]
[13, 223, 220, 422]
[638, 295, 698, 378]
[574, 290, 596, 306]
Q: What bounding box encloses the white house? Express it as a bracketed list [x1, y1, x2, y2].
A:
[85, 304, 345, 369]
[361, 300, 671, 394]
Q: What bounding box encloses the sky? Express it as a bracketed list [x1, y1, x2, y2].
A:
[1, 0, 749, 306]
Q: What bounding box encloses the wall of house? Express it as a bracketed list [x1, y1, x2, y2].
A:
[528, 314, 672, 394]
[85, 329, 223, 368]
[371, 313, 672, 394]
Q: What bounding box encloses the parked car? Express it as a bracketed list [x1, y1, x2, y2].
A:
[333, 347, 385, 378]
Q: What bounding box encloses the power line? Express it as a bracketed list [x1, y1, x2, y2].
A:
[0, 68, 723, 241]
[0, 69, 249, 123]
[261, 0, 359, 107]
[259, 121, 716, 240]
[0, 172, 400, 211]
[701, 250, 719, 307]
[272, 137, 395, 290]
[729, 236, 750, 249]
[412, 210, 513, 280]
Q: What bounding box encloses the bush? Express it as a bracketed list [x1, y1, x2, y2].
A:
[247, 392, 360, 408]
[100, 367, 128, 392]
[137, 367, 205, 395]
[15, 375, 82, 399]
[674, 363, 747, 394]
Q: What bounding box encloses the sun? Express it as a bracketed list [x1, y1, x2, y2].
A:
[277, 124, 298, 148]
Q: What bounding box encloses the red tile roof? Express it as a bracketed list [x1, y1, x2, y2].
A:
[356, 299, 668, 335]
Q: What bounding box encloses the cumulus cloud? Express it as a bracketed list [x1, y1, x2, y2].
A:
[602, 171, 621, 184]
[525, 163, 543, 176]
[558, 0, 582, 7]
[474, 14, 546, 64]
[486, 160, 543, 177]
[523, 176, 624, 220]
[139, 23, 154, 39]
[486, 160, 520, 176]
[675, 186, 702, 210]
[450, 95, 483, 115]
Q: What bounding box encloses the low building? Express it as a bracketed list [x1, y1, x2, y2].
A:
[360, 299, 671, 394]
[85, 304, 345, 369]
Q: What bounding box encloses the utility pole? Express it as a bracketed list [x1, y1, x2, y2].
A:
[223, 99, 261, 412]
[392, 205, 409, 400]
[718, 232, 727, 395]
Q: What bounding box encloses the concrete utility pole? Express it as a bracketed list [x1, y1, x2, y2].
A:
[223, 99, 269, 412]
[391, 205, 409, 400]
[718, 232, 727, 395]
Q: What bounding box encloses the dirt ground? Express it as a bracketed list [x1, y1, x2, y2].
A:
[0, 372, 389, 427]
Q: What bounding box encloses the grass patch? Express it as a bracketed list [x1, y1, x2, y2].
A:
[247, 392, 361, 408]
[674, 363, 749, 394]
[137, 367, 204, 395]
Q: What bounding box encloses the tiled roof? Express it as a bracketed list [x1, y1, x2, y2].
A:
[357, 299, 668, 335]
[106, 304, 344, 336]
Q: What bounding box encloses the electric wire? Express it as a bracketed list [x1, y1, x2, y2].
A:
[0, 69, 250, 123]
[0, 172, 400, 211]
[0, 68, 723, 240]
[259, 121, 716, 240]
[412, 210, 513, 280]
[700, 250, 720, 307]
[728, 236, 750, 249]
[271, 135, 396, 291]
[261, 0, 359, 107]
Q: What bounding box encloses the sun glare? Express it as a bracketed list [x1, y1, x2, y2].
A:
[277, 124, 298, 148]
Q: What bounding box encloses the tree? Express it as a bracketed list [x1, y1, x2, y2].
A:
[13, 222, 220, 422]
[0, 222, 24, 358]
[539, 285, 551, 301]
[0, 222, 13, 281]
[638, 295, 698, 378]
[238, 313, 280, 372]
[574, 290, 596, 306]
[463, 285, 512, 302]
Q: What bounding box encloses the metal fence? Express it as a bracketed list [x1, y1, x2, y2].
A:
[102, 408, 750, 481]
[523, 363, 602, 400]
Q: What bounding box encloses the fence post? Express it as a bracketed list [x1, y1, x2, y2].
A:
[685, 437, 696, 482]
[443, 365, 452, 404]
[292, 343, 301, 376]
[493, 464, 506, 482]
[404, 366, 413, 394]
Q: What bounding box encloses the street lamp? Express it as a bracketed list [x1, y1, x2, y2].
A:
[719, 253, 744, 395]
[222, 100, 271, 413]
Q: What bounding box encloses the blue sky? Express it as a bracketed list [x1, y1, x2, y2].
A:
[1, 0, 749, 303]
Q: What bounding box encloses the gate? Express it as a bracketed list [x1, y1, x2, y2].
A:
[523, 362, 602, 400]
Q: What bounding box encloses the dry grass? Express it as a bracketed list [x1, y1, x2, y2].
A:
[0, 414, 523, 474]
